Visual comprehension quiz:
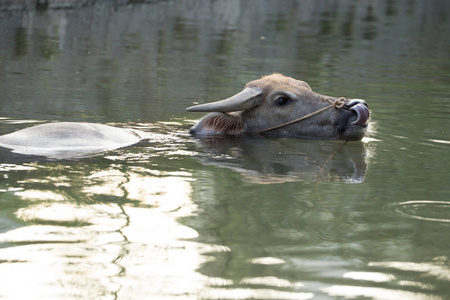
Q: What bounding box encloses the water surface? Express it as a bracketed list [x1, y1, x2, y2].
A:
[1, 1, 449, 299]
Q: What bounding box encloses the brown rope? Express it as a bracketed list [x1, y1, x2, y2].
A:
[256, 97, 346, 133]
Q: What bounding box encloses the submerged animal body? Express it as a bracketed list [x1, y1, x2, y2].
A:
[0, 122, 143, 159]
[187, 73, 371, 141]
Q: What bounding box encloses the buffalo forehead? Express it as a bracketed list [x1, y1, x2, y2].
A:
[246, 74, 313, 96]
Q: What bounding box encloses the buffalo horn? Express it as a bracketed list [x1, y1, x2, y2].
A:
[186, 87, 263, 112]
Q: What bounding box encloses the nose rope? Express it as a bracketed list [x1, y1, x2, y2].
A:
[256, 97, 346, 133]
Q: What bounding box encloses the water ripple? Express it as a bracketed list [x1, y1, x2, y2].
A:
[386, 201, 450, 223]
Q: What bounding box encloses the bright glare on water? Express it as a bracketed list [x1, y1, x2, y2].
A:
[0, 1, 449, 299]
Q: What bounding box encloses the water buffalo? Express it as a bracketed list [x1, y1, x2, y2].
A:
[187, 73, 371, 141]
[0, 74, 370, 160]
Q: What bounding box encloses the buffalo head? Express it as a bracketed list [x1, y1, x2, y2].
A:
[187, 74, 371, 141]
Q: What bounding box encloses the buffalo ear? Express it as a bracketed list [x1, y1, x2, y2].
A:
[189, 113, 244, 135]
[186, 87, 262, 112]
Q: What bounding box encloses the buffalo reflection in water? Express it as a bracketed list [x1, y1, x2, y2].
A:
[192, 135, 371, 184]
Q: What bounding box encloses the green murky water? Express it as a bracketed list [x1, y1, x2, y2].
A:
[0, 1, 449, 299]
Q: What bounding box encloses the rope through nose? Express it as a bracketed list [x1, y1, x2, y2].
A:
[256, 97, 347, 133]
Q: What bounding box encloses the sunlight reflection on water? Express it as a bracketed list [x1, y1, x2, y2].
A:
[0, 171, 213, 299]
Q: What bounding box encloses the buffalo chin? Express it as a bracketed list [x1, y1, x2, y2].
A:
[340, 124, 368, 141]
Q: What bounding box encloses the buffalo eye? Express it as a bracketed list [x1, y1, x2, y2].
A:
[275, 96, 292, 107]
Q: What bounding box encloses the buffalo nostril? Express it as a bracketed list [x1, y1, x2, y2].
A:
[344, 99, 368, 110]
[350, 103, 370, 126]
